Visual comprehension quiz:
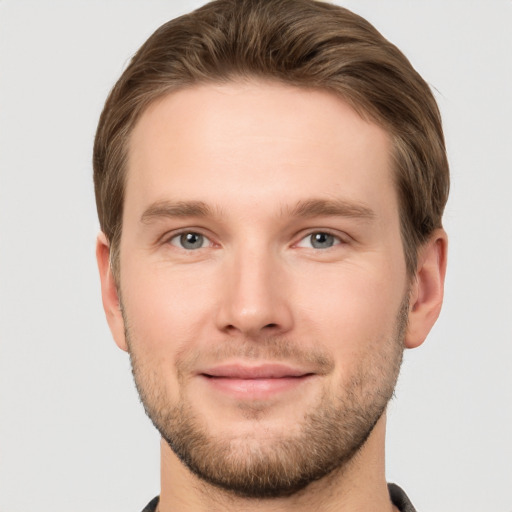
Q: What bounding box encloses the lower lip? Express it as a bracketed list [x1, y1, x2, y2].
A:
[200, 375, 313, 400]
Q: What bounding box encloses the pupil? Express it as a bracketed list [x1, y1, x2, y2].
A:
[181, 232, 203, 249]
[312, 232, 334, 248]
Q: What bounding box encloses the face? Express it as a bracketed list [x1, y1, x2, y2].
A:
[116, 81, 410, 497]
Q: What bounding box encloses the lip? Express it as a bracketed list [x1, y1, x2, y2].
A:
[200, 363, 312, 379]
[198, 363, 316, 400]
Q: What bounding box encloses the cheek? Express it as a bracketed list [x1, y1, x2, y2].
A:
[119, 265, 220, 405]
[295, 271, 405, 398]
[294, 263, 406, 357]
[119, 260, 219, 361]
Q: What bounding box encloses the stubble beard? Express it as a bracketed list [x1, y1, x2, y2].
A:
[124, 298, 408, 499]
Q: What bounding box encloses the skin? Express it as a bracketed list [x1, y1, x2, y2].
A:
[97, 80, 447, 512]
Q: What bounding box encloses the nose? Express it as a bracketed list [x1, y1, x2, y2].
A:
[215, 244, 294, 338]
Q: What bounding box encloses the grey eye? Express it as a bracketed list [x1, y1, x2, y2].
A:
[170, 232, 208, 250]
[309, 232, 336, 249]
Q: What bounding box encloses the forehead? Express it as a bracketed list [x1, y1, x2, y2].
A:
[125, 80, 395, 221]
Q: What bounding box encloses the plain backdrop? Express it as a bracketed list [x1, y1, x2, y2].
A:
[1, 1, 511, 511]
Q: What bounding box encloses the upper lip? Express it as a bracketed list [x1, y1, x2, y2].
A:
[200, 363, 313, 379]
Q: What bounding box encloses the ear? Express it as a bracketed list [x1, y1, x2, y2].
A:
[405, 229, 448, 349]
[96, 232, 128, 352]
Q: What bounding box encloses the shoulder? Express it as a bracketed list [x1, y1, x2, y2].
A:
[388, 483, 417, 512]
[140, 496, 159, 512]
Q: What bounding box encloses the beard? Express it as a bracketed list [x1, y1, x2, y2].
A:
[124, 296, 408, 499]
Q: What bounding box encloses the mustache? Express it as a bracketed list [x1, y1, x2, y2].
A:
[174, 336, 335, 375]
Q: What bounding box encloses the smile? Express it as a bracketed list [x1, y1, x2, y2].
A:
[198, 364, 316, 400]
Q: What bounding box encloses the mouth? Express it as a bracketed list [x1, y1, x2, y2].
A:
[198, 363, 316, 400]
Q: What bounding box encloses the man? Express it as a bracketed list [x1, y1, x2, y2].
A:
[94, 0, 448, 510]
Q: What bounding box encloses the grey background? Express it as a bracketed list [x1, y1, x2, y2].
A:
[1, 1, 511, 511]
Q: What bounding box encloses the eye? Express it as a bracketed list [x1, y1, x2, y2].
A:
[296, 232, 341, 249]
[169, 232, 210, 250]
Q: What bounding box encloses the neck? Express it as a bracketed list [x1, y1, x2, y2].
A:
[157, 413, 398, 512]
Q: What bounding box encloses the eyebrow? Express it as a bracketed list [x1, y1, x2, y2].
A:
[287, 198, 375, 221]
[140, 200, 215, 223]
[140, 198, 375, 224]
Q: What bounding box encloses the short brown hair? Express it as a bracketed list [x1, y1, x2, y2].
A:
[93, 0, 449, 278]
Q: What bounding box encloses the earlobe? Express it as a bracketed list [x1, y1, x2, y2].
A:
[96, 232, 128, 352]
[405, 229, 448, 349]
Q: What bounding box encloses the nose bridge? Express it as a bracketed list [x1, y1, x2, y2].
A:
[217, 238, 292, 336]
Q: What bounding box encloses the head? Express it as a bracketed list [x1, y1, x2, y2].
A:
[94, 0, 448, 500]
